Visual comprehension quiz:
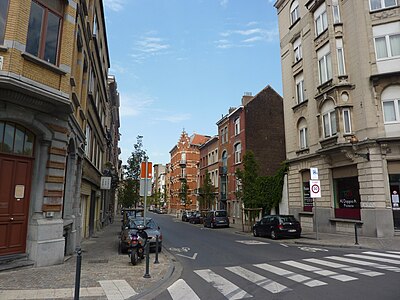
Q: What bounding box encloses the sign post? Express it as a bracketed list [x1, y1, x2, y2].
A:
[310, 169, 321, 240]
[141, 159, 152, 222]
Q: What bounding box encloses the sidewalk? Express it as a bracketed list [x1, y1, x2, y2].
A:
[230, 222, 400, 251]
[0, 219, 173, 300]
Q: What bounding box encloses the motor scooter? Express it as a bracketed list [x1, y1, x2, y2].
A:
[128, 224, 148, 265]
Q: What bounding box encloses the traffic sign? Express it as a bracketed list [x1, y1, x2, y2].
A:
[310, 167, 319, 180]
[140, 161, 153, 179]
[309, 180, 321, 198]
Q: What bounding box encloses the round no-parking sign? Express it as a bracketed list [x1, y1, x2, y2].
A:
[309, 180, 321, 198]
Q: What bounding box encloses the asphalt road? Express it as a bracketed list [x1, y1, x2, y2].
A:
[149, 213, 400, 300]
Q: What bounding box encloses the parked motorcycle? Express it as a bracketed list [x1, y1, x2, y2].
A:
[128, 224, 149, 265]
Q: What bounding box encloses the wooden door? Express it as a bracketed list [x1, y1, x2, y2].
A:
[0, 155, 33, 255]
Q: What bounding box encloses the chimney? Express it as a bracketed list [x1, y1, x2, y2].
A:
[242, 92, 253, 106]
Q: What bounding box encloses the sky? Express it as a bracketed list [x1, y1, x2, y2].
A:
[103, 0, 282, 166]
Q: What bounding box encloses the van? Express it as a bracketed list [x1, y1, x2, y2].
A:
[203, 210, 229, 228]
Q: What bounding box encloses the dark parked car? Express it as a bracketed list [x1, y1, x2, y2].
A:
[188, 211, 203, 224]
[203, 210, 229, 228]
[181, 211, 193, 222]
[120, 208, 144, 231]
[120, 217, 162, 253]
[253, 215, 301, 239]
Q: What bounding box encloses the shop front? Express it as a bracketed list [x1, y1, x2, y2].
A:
[388, 161, 400, 231]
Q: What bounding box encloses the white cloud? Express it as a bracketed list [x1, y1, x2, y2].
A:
[217, 24, 278, 48]
[220, 0, 229, 8]
[131, 33, 171, 63]
[119, 92, 155, 117]
[104, 0, 125, 12]
[154, 113, 192, 123]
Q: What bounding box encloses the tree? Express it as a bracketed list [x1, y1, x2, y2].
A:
[180, 179, 190, 210]
[198, 171, 216, 210]
[118, 135, 147, 208]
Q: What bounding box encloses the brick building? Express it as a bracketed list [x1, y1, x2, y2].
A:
[216, 86, 285, 226]
[169, 131, 210, 214]
[274, 0, 400, 237]
[198, 135, 219, 210]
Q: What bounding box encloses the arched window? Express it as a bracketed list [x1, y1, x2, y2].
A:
[222, 150, 228, 167]
[0, 121, 35, 156]
[321, 100, 337, 138]
[290, 0, 300, 25]
[298, 118, 308, 149]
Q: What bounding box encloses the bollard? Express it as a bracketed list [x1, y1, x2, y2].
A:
[154, 235, 159, 264]
[74, 248, 82, 300]
[354, 223, 359, 245]
[143, 241, 151, 278]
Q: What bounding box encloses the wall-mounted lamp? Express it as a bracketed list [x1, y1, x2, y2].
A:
[350, 135, 370, 161]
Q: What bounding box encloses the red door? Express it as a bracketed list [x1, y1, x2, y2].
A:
[0, 154, 33, 255]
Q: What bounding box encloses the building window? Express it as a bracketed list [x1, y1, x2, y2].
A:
[343, 109, 352, 134]
[0, 121, 35, 156]
[85, 124, 91, 156]
[332, 0, 341, 24]
[26, 0, 63, 65]
[336, 39, 346, 75]
[293, 37, 302, 62]
[290, 0, 300, 25]
[374, 33, 400, 60]
[299, 127, 308, 149]
[334, 176, 361, 220]
[321, 100, 337, 138]
[295, 72, 305, 104]
[314, 3, 328, 36]
[370, 0, 397, 11]
[382, 85, 400, 123]
[234, 117, 240, 135]
[298, 118, 308, 149]
[224, 126, 228, 142]
[318, 44, 332, 84]
[0, 0, 9, 45]
[234, 143, 241, 164]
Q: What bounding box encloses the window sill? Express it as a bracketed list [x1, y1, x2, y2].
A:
[289, 18, 300, 30]
[369, 5, 399, 14]
[292, 99, 308, 111]
[299, 211, 314, 216]
[296, 148, 310, 156]
[0, 45, 8, 52]
[329, 218, 363, 224]
[21, 52, 66, 75]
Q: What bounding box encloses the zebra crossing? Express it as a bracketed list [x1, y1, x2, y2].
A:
[166, 251, 400, 299]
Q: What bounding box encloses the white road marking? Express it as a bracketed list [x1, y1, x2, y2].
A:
[226, 266, 291, 294]
[236, 240, 269, 245]
[362, 251, 400, 259]
[303, 258, 383, 277]
[326, 256, 400, 272]
[254, 263, 327, 287]
[167, 279, 200, 300]
[280, 243, 289, 247]
[346, 254, 400, 265]
[194, 269, 253, 299]
[281, 261, 357, 282]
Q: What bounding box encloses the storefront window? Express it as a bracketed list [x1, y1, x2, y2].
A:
[334, 176, 361, 220]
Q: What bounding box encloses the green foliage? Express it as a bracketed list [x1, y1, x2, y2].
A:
[180, 179, 190, 209]
[236, 151, 288, 214]
[198, 171, 216, 210]
[118, 135, 147, 208]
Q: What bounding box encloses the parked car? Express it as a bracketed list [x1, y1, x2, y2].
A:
[120, 217, 162, 253]
[188, 211, 203, 224]
[181, 211, 193, 222]
[252, 215, 301, 239]
[120, 208, 144, 231]
[203, 210, 229, 228]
